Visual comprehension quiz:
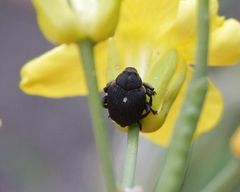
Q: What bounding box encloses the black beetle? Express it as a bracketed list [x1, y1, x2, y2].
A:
[103, 67, 157, 129]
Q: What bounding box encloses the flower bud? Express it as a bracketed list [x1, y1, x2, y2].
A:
[114, 49, 187, 133]
[230, 127, 240, 159]
[32, 0, 121, 44]
[141, 50, 187, 132]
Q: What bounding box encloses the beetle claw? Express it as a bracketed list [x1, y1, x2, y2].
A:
[137, 121, 142, 130]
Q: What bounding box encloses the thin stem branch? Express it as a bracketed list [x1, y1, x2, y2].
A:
[201, 158, 240, 192]
[122, 124, 140, 188]
[155, 0, 210, 191]
[79, 39, 117, 192]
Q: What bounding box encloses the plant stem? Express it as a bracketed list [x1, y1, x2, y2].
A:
[79, 39, 117, 192]
[155, 0, 210, 191]
[122, 124, 140, 188]
[201, 158, 240, 192]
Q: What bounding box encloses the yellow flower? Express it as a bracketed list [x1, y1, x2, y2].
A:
[32, 0, 122, 43]
[230, 127, 240, 159]
[20, 0, 240, 145]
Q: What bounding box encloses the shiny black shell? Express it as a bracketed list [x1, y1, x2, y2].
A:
[103, 67, 156, 127]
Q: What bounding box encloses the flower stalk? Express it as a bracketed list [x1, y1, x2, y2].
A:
[79, 39, 117, 192]
[122, 124, 140, 188]
[200, 158, 240, 192]
[155, 0, 210, 191]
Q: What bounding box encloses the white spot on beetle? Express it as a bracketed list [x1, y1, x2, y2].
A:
[123, 97, 128, 103]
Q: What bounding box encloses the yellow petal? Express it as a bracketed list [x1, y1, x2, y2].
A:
[114, 0, 179, 78]
[166, 0, 240, 66]
[20, 42, 108, 97]
[177, 18, 240, 66]
[167, 0, 219, 45]
[144, 67, 223, 146]
[209, 19, 240, 65]
[106, 38, 125, 82]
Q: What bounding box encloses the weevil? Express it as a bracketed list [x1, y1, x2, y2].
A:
[103, 67, 157, 129]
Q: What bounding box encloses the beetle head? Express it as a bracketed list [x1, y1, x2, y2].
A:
[116, 67, 142, 90]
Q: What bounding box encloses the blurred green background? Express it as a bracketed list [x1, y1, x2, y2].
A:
[0, 0, 239, 191]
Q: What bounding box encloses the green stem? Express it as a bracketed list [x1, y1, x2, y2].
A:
[155, 0, 210, 191]
[122, 124, 140, 188]
[201, 158, 240, 192]
[79, 39, 117, 192]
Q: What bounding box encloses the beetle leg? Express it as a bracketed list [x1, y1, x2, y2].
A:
[137, 121, 142, 130]
[143, 82, 156, 106]
[102, 96, 108, 108]
[143, 82, 155, 91]
[147, 94, 153, 106]
[143, 82, 156, 95]
[141, 103, 158, 119]
[143, 104, 151, 117]
[140, 111, 150, 119]
[150, 106, 158, 114]
[145, 87, 156, 95]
